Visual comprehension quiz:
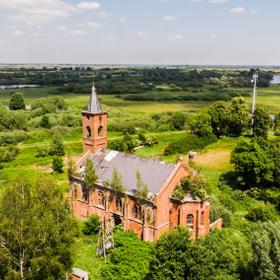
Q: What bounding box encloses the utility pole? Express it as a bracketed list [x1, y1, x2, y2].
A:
[251, 73, 258, 135]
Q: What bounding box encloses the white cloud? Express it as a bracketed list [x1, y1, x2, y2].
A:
[77, 2, 100, 10]
[0, 0, 103, 25]
[79, 21, 102, 28]
[137, 32, 147, 36]
[13, 30, 23, 36]
[0, 0, 77, 25]
[170, 34, 184, 40]
[164, 16, 176, 21]
[120, 17, 126, 23]
[69, 30, 87, 35]
[230, 7, 247, 14]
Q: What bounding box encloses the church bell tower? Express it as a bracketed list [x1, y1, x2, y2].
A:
[82, 78, 107, 154]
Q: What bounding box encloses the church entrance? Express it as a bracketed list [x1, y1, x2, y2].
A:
[112, 213, 122, 226]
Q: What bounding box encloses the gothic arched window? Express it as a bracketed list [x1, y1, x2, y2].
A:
[201, 211, 204, 226]
[187, 214, 194, 230]
[86, 126, 91, 138]
[98, 191, 105, 207]
[133, 204, 142, 220]
[98, 126, 103, 136]
[116, 196, 122, 213]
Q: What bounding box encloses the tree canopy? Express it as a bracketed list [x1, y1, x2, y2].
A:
[230, 139, 274, 189]
[0, 175, 76, 279]
[84, 158, 98, 189]
[9, 92, 25, 110]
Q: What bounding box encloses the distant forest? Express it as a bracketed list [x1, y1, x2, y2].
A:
[0, 66, 274, 102]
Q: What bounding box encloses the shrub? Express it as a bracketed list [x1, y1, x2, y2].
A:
[100, 229, 152, 280]
[49, 134, 65, 156]
[40, 115, 52, 129]
[0, 145, 19, 162]
[82, 214, 101, 235]
[245, 205, 277, 222]
[170, 112, 187, 130]
[164, 134, 217, 156]
[31, 96, 68, 114]
[9, 92, 25, 110]
[52, 157, 64, 173]
[0, 134, 16, 146]
[35, 146, 48, 158]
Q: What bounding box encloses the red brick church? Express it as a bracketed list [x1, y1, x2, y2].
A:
[69, 83, 222, 241]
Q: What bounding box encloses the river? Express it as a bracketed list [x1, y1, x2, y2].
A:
[270, 75, 280, 84]
[0, 84, 38, 89]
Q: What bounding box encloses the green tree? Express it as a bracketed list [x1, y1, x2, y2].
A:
[101, 228, 152, 280]
[230, 139, 274, 189]
[150, 226, 191, 280]
[252, 108, 271, 138]
[40, 115, 52, 129]
[52, 156, 64, 173]
[251, 222, 280, 280]
[150, 228, 250, 280]
[227, 97, 249, 136]
[9, 92, 25, 110]
[48, 134, 65, 156]
[110, 167, 125, 193]
[188, 112, 214, 137]
[208, 101, 229, 137]
[245, 204, 277, 222]
[67, 158, 77, 178]
[170, 112, 187, 130]
[84, 158, 98, 189]
[0, 175, 76, 279]
[136, 171, 149, 200]
[82, 214, 101, 236]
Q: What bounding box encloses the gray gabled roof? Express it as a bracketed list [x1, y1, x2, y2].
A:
[87, 85, 103, 114]
[79, 150, 177, 195]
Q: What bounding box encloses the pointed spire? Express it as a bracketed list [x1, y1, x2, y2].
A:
[87, 73, 102, 114]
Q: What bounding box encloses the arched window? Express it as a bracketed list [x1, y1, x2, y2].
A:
[133, 204, 142, 220]
[200, 211, 204, 226]
[187, 214, 194, 230]
[74, 185, 78, 199]
[98, 126, 103, 136]
[98, 191, 105, 207]
[86, 126, 91, 138]
[116, 196, 122, 213]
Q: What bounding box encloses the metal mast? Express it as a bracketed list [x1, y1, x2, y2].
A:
[250, 73, 258, 135]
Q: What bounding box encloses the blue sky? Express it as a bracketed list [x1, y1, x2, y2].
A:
[0, 0, 279, 65]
